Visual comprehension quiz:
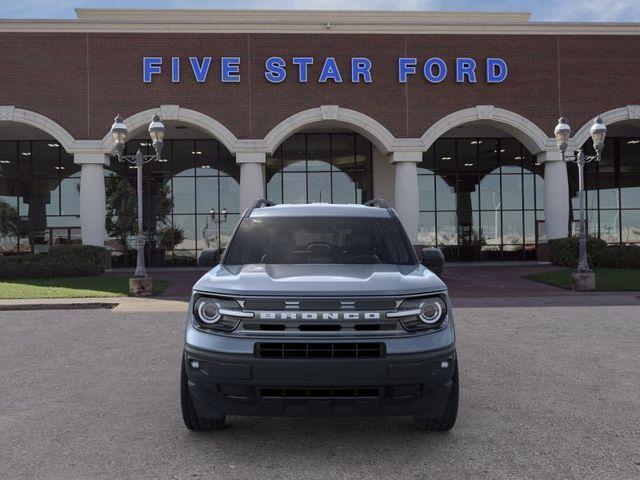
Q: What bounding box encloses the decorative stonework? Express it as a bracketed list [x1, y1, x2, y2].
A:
[421, 106, 549, 154]
[627, 105, 640, 120]
[321, 105, 339, 120]
[264, 106, 396, 154]
[160, 104, 180, 120]
[0, 106, 15, 121]
[476, 105, 495, 120]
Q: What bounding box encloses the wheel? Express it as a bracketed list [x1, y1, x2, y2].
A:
[414, 361, 459, 432]
[181, 361, 226, 431]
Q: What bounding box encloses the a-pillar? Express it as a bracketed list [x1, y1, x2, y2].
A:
[75, 152, 109, 246]
[391, 151, 422, 244]
[539, 150, 569, 240]
[237, 151, 266, 213]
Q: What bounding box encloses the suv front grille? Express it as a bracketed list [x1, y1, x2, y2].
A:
[255, 342, 384, 359]
[242, 298, 398, 311]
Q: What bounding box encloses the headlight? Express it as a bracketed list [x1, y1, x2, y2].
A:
[388, 295, 447, 331]
[192, 295, 251, 331]
[419, 298, 445, 325]
[196, 298, 221, 324]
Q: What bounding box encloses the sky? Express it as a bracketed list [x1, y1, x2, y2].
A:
[0, 0, 639, 22]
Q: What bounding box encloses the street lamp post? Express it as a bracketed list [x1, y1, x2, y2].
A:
[110, 113, 165, 293]
[554, 116, 607, 290]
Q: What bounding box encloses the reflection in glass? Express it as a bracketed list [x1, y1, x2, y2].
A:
[621, 210, 640, 243]
[419, 137, 543, 260]
[266, 133, 372, 205]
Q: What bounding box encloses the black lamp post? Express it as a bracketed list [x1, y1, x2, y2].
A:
[110, 113, 166, 279]
[554, 116, 607, 287]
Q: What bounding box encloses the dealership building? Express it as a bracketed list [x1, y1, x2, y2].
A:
[1, 9, 639, 265]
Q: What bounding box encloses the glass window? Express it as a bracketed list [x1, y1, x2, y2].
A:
[599, 210, 620, 243]
[500, 138, 523, 173]
[355, 134, 372, 171]
[501, 175, 523, 210]
[435, 139, 455, 175]
[60, 176, 80, 216]
[172, 177, 195, 214]
[435, 176, 456, 210]
[477, 139, 498, 174]
[282, 134, 306, 172]
[307, 134, 331, 171]
[437, 211, 457, 245]
[456, 139, 477, 171]
[418, 211, 436, 246]
[282, 172, 307, 203]
[173, 140, 195, 176]
[196, 176, 219, 214]
[329, 133, 354, 171]
[224, 217, 417, 266]
[266, 172, 283, 203]
[621, 210, 640, 243]
[419, 175, 435, 210]
[502, 211, 523, 245]
[308, 172, 332, 203]
[419, 148, 435, 173]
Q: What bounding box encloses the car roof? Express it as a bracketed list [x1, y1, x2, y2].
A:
[249, 203, 392, 218]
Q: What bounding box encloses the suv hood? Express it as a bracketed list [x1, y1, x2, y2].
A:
[193, 264, 446, 297]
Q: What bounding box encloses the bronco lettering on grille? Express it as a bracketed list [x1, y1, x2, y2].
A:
[257, 312, 381, 320]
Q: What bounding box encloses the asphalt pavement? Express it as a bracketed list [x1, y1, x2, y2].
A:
[0, 306, 639, 479]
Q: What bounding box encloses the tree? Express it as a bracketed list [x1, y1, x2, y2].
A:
[105, 175, 173, 251]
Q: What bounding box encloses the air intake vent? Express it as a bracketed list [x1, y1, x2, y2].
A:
[256, 342, 384, 359]
[260, 387, 382, 399]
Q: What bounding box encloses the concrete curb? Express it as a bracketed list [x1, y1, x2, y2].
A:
[0, 302, 119, 311]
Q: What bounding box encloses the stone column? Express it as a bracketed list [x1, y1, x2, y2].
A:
[75, 152, 110, 246]
[539, 150, 569, 240]
[391, 151, 422, 244]
[237, 151, 266, 213]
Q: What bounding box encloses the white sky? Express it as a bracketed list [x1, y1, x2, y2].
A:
[0, 0, 639, 22]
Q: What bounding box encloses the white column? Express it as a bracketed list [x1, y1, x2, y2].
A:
[539, 150, 569, 240]
[237, 152, 266, 213]
[391, 151, 422, 244]
[75, 153, 109, 246]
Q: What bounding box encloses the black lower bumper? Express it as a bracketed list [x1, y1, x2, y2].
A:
[184, 343, 456, 418]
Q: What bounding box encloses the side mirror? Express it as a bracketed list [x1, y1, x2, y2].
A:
[420, 247, 445, 276]
[197, 248, 220, 267]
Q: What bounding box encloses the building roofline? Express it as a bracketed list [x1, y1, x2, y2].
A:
[0, 9, 639, 35]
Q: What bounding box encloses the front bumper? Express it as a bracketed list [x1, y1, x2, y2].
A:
[184, 343, 456, 418]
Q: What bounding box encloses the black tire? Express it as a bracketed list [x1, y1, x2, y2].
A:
[181, 361, 226, 431]
[414, 361, 459, 432]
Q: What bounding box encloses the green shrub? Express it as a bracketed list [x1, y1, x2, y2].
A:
[550, 237, 640, 269]
[592, 245, 640, 269]
[0, 245, 108, 280]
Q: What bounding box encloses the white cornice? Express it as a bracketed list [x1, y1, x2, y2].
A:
[0, 9, 639, 35]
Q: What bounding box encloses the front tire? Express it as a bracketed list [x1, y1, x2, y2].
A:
[414, 361, 459, 432]
[181, 361, 226, 431]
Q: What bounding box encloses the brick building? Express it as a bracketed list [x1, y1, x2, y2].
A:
[1, 9, 639, 264]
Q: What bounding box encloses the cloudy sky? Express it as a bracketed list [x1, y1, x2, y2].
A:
[0, 0, 639, 22]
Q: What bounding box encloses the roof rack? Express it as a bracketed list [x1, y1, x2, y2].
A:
[364, 198, 390, 209]
[244, 198, 276, 217]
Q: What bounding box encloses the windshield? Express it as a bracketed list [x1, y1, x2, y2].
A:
[223, 216, 417, 265]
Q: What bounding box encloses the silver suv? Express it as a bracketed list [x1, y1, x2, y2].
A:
[181, 199, 458, 431]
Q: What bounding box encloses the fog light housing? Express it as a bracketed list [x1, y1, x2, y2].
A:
[189, 360, 200, 370]
[440, 360, 450, 369]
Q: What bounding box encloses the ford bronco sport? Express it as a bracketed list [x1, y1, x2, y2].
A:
[181, 199, 458, 431]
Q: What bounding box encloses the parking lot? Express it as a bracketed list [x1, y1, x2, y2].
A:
[1, 304, 639, 480]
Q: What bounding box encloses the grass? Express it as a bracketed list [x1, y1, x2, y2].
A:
[527, 268, 640, 291]
[0, 276, 171, 299]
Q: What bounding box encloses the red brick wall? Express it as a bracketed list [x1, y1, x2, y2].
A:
[1, 32, 639, 142]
